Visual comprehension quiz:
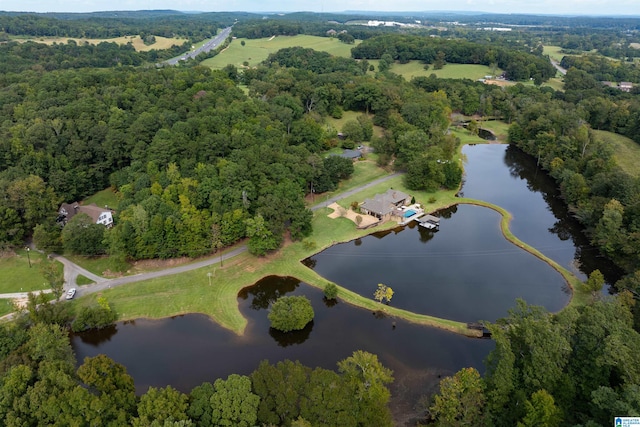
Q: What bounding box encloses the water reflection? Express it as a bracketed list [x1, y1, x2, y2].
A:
[74, 324, 118, 346]
[463, 144, 622, 286]
[238, 275, 300, 310]
[72, 277, 495, 401]
[269, 321, 314, 347]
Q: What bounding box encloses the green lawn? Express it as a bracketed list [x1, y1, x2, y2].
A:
[65, 255, 122, 277]
[203, 35, 359, 69]
[76, 275, 95, 286]
[480, 120, 510, 142]
[0, 300, 15, 317]
[0, 249, 53, 293]
[594, 130, 640, 177]
[82, 188, 119, 209]
[543, 45, 566, 62]
[389, 62, 500, 81]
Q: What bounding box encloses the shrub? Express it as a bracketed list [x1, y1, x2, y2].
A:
[324, 283, 338, 300]
[268, 296, 314, 332]
[71, 302, 117, 332]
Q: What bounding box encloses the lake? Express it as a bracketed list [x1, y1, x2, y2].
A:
[72, 144, 618, 421]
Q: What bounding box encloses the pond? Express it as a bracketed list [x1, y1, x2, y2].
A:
[306, 204, 569, 323]
[460, 144, 621, 285]
[71, 144, 619, 421]
[73, 276, 495, 419]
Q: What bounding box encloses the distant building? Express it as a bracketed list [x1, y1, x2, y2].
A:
[57, 202, 114, 228]
[620, 82, 633, 92]
[339, 149, 362, 161]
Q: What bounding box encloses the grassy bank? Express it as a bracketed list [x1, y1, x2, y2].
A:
[594, 129, 640, 178]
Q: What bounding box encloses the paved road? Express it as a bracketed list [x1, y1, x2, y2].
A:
[550, 59, 567, 76]
[310, 172, 402, 211]
[164, 27, 232, 66]
[0, 171, 402, 306]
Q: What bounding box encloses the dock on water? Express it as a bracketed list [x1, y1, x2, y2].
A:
[416, 214, 440, 230]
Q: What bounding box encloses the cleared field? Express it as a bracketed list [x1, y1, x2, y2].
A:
[203, 35, 359, 69]
[390, 62, 499, 81]
[16, 35, 187, 51]
[593, 130, 640, 177]
[83, 187, 119, 209]
[543, 45, 566, 62]
[0, 249, 55, 293]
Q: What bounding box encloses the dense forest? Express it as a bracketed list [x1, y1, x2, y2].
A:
[1, 9, 640, 426]
[351, 34, 556, 83]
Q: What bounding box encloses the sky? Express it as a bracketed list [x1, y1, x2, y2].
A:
[1, 0, 639, 16]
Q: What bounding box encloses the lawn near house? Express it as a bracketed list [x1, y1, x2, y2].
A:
[0, 248, 54, 294]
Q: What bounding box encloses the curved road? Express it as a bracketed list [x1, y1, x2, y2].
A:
[0, 172, 402, 305]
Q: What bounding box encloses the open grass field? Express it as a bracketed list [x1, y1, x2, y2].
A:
[0, 248, 57, 293]
[0, 300, 15, 317]
[389, 62, 499, 81]
[82, 187, 119, 209]
[203, 35, 359, 69]
[15, 35, 187, 51]
[543, 45, 566, 62]
[593, 130, 640, 178]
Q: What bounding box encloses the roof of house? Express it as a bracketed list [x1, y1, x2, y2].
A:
[360, 189, 410, 216]
[361, 197, 395, 216]
[382, 189, 409, 204]
[59, 202, 111, 224]
[340, 149, 362, 159]
[77, 204, 110, 223]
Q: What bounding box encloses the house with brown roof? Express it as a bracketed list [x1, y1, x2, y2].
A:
[360, 189, 411, 221]
[58, 202, 114, 227]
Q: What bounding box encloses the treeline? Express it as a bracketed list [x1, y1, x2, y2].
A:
[0, 314, 394, 426]
[428, 298, 640, 426]
[351, 34, 556, 83]
[231, 19, 391, 41]
[561, 68, 640, 144]
[265, 47, 367, 76]
[243, 49, 464, 193]
[508, 86, 640, 280]
[0, 12, 229, 40]
[549, 30, 640, 60]
[561, 54, 640, 84]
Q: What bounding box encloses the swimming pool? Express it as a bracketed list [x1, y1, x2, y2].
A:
[404, 209, 417, 218]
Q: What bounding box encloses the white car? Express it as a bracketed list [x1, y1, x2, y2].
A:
[65, 288, 76, 300]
